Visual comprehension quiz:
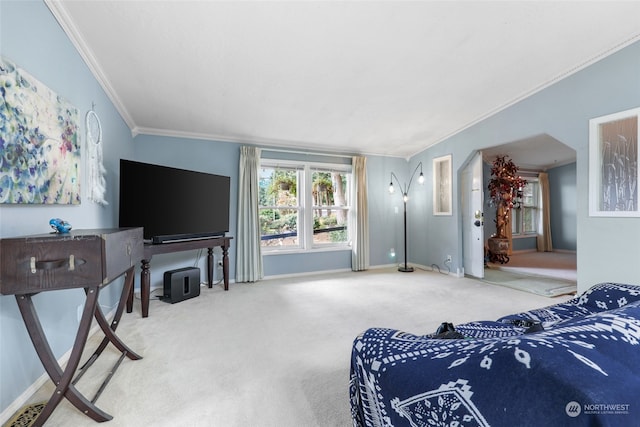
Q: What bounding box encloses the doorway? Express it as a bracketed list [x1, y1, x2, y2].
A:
[462, 134, 577, 285]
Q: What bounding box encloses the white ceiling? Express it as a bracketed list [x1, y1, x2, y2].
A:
[482, 134, 577, 171]
[46, 1, 640, 161]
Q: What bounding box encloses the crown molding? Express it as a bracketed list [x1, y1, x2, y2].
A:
[44, 0, 136, 130]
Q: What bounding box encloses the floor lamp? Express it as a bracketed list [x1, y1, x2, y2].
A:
[388, 162, 424, 272]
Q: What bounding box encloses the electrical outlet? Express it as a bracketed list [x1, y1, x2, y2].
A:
[213, 254, 223, 268]
[446, 255, 452, 263]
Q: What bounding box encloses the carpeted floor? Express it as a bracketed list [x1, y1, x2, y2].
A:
[484, 251, 577, 297]
[482, 268, 577, 297]
[488, 251, 577, 281]
[22, 268, 573, 427]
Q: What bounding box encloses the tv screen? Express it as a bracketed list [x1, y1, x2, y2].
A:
[119, 159, 230, 243]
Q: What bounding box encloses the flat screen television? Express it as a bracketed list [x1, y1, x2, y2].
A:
[119, 159, 230, 244]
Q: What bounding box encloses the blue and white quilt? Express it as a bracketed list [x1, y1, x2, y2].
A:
[350, 283, 640, 426]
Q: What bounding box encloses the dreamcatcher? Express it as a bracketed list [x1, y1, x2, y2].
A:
[86, 107, 108, 205]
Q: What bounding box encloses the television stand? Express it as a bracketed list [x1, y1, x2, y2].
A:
[126, 236, 232, 318]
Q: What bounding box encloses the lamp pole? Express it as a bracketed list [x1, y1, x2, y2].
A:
[389, 162, 424, 272]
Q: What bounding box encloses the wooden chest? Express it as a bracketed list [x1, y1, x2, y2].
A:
[0, 228, 143, 295]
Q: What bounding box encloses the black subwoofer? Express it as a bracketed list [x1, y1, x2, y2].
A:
[163, 267, 200, 303]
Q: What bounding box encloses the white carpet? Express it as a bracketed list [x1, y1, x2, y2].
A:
[488, 251, 577, 282]
[482, 268, 577, 297]
[483, 251, 577, 297]
[25, 268, 573, 426]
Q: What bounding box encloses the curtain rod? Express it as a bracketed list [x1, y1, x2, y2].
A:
[260, 146, 355, 159]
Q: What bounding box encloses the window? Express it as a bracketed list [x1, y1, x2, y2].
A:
[512, 180, 538, 235]
[259, 160, 352, 251]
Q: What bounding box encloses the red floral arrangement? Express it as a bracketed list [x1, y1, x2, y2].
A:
[487, 155, 527, 240]
[487, 155, 527, 210]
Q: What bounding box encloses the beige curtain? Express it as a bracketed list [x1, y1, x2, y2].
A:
[537, 172, 553, 252]
[351, 156, 369, 271]
[236, 146, 264, 282]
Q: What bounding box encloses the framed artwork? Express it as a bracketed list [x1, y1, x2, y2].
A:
[433, 154, 452, 216]
[0, 56, 81, 204]
[589, 107, 639, 217]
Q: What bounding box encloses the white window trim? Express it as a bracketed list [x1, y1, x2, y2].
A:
[513, 178, 539, 236]
[260, 159, 352, 253]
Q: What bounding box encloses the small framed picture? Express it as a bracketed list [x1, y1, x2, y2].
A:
[433, 154, 452, 216]
[589, 107, 639, 217]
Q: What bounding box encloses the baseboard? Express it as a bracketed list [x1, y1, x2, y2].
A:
[370, 263, 398, 270]
[237, 262, 465, 282]
[511, 248, 537, 254]
[0, 373, 50, 426]
[411, 263, 463, 277]
[263, 267, 352, 281]
[511, 248, 576, 255]
[378, 262, 462, 277]
[144, 276, 237, 296]
[261, 263, 453, 280]
[0, 307, 116, 426]
[554, 249, 577, 254]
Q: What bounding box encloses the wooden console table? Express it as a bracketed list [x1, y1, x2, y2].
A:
[127, 236, 232, 318]
[0, 228, 143, 426]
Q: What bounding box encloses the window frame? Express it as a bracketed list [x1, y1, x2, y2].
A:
[259, 159, 353, 254]
[512, 179, 539, 237]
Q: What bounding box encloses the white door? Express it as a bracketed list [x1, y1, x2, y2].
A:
[462, 152, 484, 278]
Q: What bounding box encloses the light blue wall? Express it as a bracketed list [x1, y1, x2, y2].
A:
[2, 0, 639, 419]
[366, 155, 409, 268]
[409, 144, 463, 273]
[485, 162, 578, 254]
[130, 140, 408, 278]
[129, 135, 240, 286]
[410, 40, 640, 291]
[0, 0, 136, 416]
[548, 162, 577, 251]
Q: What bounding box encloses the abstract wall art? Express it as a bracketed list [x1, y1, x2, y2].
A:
[589, 107, 639, 217]
[0, 56, 80, 204]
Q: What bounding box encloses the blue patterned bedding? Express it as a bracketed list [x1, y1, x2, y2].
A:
[350, 283, 640, 426]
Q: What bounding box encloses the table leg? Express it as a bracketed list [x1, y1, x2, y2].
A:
[126, 273, 134, 313]
[141, 259, 151, 318]
[89, 268, 142, 360]
[207, 247, 214, 288]
[222, 243, 229, 291]
[113, 267, 136, 333]
[16, 288, 113, 426]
